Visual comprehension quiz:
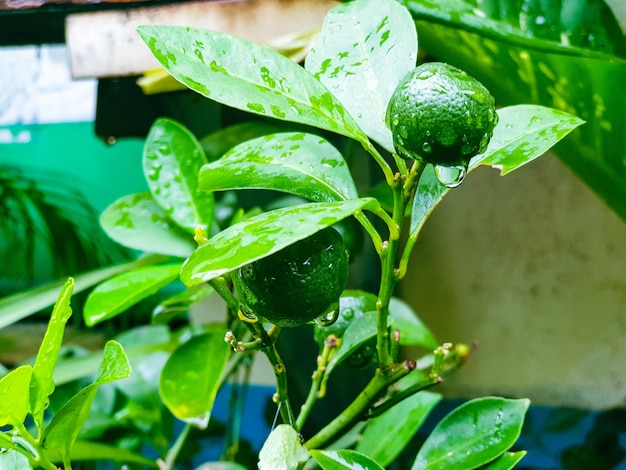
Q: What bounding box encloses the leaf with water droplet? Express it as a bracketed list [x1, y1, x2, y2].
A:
[199, 132, 357, 202]
[180, 199, 379, 286]
[433, 164, 467, 188]
[159, 328, 229, 423]
[306, 0, 416, 151]
[411, 397, 530, 470]
[137, 25, 366, 143]
[144, 118, 214, 233]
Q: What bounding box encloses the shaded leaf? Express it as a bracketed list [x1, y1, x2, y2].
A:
[0, 450, 33, 469]
[83, 264, 181, 327]
[306, 0, 417, 150]
[137, 25, 367, 143]
[389, 297, 438, 349]
[200, 121, 285, 161]
[310, 449, 385, 470]
[180, 199, 379, 286]
[259, 425, 310, 470]
[412, 397, 530, 470]
[100, 192, 195, 258]
[0, 366, 33, 427]
[199, 132, 357, 202]
[144, 118, 214, 233]
[152, 285, 215, 324]
[159, 329, 229, 425]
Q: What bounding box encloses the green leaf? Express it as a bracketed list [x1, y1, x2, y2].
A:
[258, 424, 310, 470]
[305, 0, 417, 151]
[42, 341, 131, 462]
[180, 199, 379, 286]
[0, 365, 33, 427]
[326, 311, 380, 376]
[412, 397, 530, 470]
[200, 121, 285, 161]
[100, 192, 196, 258]
[356, 391, 441, 467]
[45, 440, 158, 468]
[195, 463, 247, 470]
[144, 117, 214, 232]
[159, 329, 229, 424]
[310, 449, 385, 470]
[30, 277, 74, 432]
[199, 132, 358, 202]
[0, 255, 167, 329]
[479, 451, 527, 470]
[152, 285, 215, 324]
[137, 25, 367, 143]
[410, 105, 584, 236]
[389, 297, 438, 349]
[83, 264, 181, 327]
[0, 450, 33, 469]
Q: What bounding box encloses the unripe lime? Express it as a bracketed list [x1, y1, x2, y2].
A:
[233, 228, 349, 328]
[386, 62, 498, 167]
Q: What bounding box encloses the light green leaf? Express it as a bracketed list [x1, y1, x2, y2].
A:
[0, 449, 33, 469]
[480, 451, 527, 470]
[200, 121, 284, 161]
[137, 25, 367, 143]
[30, 277, 74, 432]
[412, 397, 530, 470]
[258, 424, 310, 470]
[83, 264, 181, 327]
[389, 297, 438, 349]
[159, 330, 229, 424]
[199, 132, 358, 202]
[357, 391, 441, 467]
[45, 440, 158, 468]
[310, 449, 385, 470]
[180, 199, 379, 286]
[0, 365, 33, 427]
[144, 117, 214, 232]
[410, 105, 584, 236]
[306, 0, 417, 151]
[95, 340, 132, 385]
[100, 192, 196, 258]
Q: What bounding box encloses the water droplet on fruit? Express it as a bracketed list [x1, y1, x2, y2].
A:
[392, 114, 400, 127]
[342, 307, 354, 320]
[434, 164, 467, 188]
[422, 141, 432, 154]
[315, 302, 339, 327]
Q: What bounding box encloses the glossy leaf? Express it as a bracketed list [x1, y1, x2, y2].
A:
[137, 25, 367, 143]
[306, 0, 417, 151]
[389, 297, 438, 349]
[144, 118, 214, 233]
[412, 397, 530, 470]
[258, 425, 310, 470]
[30, 277, 73, 432]
[199, 132, 357, 202]
[310, 449, 385, 470]
[100, 192, 196, 258]
[200, 121, 285, 161]
[357, 391, 441, 467]
[180, 199, 379, 286]
[83, 264, 181, 327]
[479, 451, 527, 470]
[0, 365, 33, 427]
[95, 340, 132, 385]
[410, 105, 584, 236]
[152, 285, 215, 324]
[0, 450, 32, 469]
[326, 311, 379, 376]
[159, 330, 229, 424]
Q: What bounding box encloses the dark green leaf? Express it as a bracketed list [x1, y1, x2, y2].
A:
[412, 397, 530, 470]
[152, 285, 215, 324]
[200, 121, 285, 161]
[137, 25, 367, 143]
[180, 199, 379, 286]
[30, 277, 74, 431]
[259, 425, 310, 470]
[83, 264, 181, 326]
[144, 118, 214, 232]
[159, 329, 229, 424]
[199, 132, 357, 202]
[306, 0, 417, 150]
[356, 391, 441, 467]
[310, 449, 385, 470]
[0, 366, 33, 427]
[389, 297, 438, 349]
[479, 451, 527, 470]
[326, 311, 380, 375]
[100, 192, 196, 257]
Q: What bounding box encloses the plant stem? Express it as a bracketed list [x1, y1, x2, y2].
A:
[361, 139, 395, 187]
[209, 277, 239, 313]
[160, 422, 191, 470]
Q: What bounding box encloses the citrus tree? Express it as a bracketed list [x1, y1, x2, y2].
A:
[0, 0, 584, 468]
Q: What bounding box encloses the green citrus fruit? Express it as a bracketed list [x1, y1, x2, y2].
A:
[232, 227, 349, 328]
[386, 62, 498, 167]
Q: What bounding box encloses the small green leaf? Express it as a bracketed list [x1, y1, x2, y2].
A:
[137, 25, 367, 143]
[306, 0, 417, 151]
[100, 192, 196, 258]
[412, 397, 530, 470]
[144, 117, 214, 232]
[199, 132, 358, 202]
[0, 365, 33, 427]
[357, 391, 441, 467]
[479, 451, 527, 470]
[159, 330, 229, 424]
[180, 199, 379, 286]
[95, 340, 132, 385]
[310, 449, 385, 470]
[389, 297, 438, 349]
[0, 449, 33, 469]
[30, 277, 74, 432]
[326, 311, 381, 376]
[258, 425, 310, 470]
[83, 264, 181, 327]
